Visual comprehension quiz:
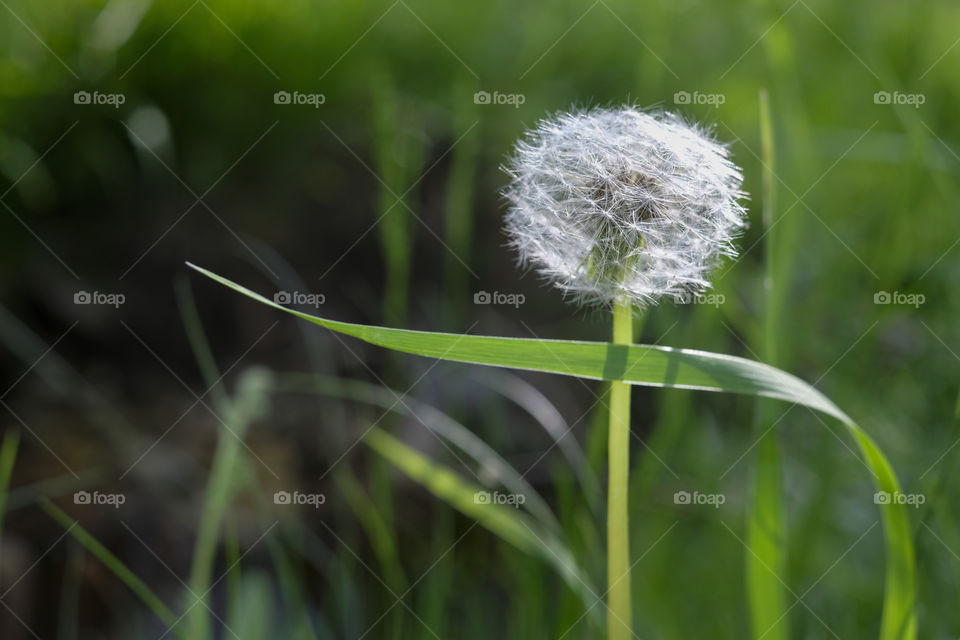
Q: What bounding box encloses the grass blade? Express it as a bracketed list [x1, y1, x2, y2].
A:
[177, 283, 270, 640]
[371, 72, 422, 328]
[473, 369, 602, 515]
[187, 263, 916, 639]
[364, 426, 601, 625]
[747, 87, 788, 640]
[186, 263, 846, 419]
[41, 501, 178, 629]
[275, 373, 562, 535]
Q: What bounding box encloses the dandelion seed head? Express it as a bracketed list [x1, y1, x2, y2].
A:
[502, 106, 747, 307]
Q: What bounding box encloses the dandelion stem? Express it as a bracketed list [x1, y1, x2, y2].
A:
[746, 89, 787, 640]
[607, 299, 634, 640]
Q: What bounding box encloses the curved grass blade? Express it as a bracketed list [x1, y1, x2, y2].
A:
[365, 427, 601, 627]
[473, 369, 602, 515]
[187, 263, 916, 639]
[275, 373, 562, 535]
[187, 263, 845, 419]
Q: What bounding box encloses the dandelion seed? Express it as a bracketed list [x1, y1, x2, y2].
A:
[503, 106, 747, 307]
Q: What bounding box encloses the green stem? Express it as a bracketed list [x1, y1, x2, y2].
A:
[746, 88, 788, 640]
[607, 299, 634, 640]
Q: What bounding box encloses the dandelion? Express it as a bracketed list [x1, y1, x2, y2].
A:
[502, 106, 747, 639]
[503, 106, 747, 308]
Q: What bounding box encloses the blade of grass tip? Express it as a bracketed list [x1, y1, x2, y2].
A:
[239, 245, 358, 483]
[746, 88, 788, 640]
[473, 369, 602, 516]
[0, 430, 21, 576]
[364, 426, 603, 629]
[187, 262, 916, 637]
[240, 241, 342, 380]
[40, 500, 178, 629]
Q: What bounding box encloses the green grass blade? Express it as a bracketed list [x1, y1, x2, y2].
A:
[41, 501, 178, 629]
[371, 72, 422, 328]
[275, 373, 562, 535]
[747, 87, 788, 640]
[186, 263, 846, 419]
[177, 285, 270, 640]
[225, 571, 272, 640]
[364, 427, 601, 626]
[850, 429, 917, 640]
[187, 263, 916, 639]
[474, 369, 602, 515]
[442, 77, 480, 328]
[334, 470, 408, 594]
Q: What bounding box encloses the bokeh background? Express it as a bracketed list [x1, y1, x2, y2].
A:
[1, 0, 958, 638]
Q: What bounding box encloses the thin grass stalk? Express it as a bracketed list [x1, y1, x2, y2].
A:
[746, 89, 788, 640]
[178, 281, 250, 640]
[372, 74, 421, 330]
[607, 299, 634, 639]
[442, 78, 479, 329]
[41, 501, 179, 629]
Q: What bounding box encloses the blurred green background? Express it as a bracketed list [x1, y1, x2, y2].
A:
[0, 0, 958, 638]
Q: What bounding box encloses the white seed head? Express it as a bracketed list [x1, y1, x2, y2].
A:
[502, 106, 747, 308]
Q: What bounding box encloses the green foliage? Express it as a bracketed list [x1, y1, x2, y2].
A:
[2, 0, 955, 637]
[190, 262, 917, 639]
